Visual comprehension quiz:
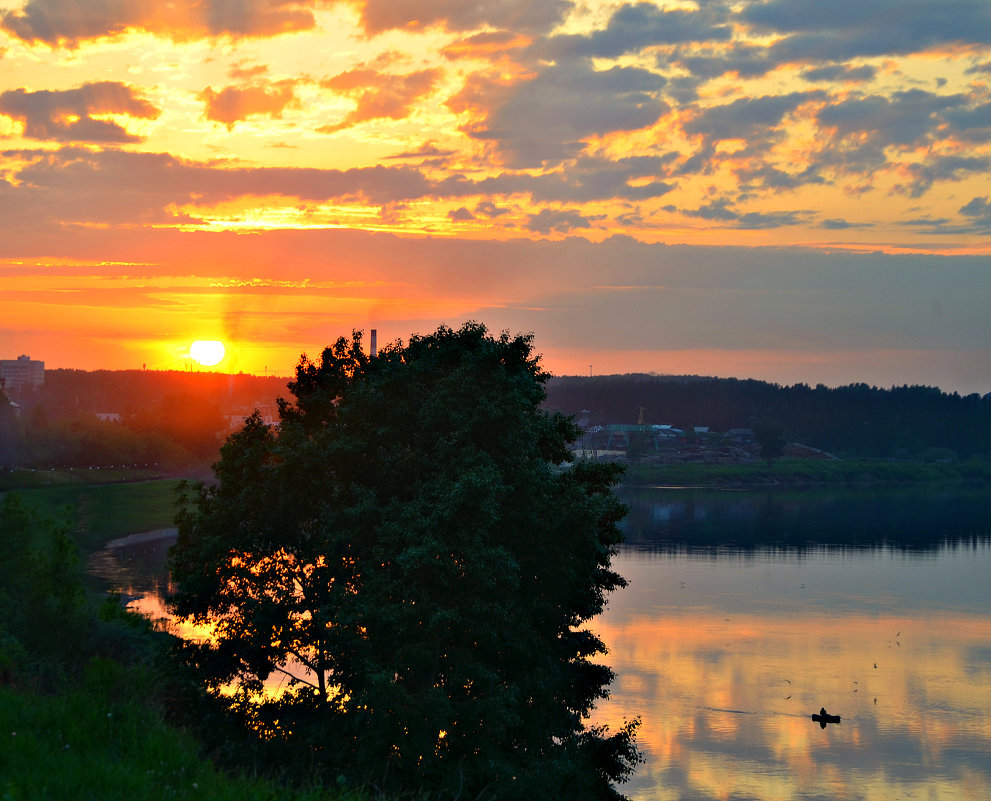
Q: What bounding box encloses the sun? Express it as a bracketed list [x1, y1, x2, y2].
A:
[190, 339, 226, 367]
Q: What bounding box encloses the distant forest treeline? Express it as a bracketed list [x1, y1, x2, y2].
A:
[1, 369, 289, 471]
[28, 368, 290, 418]
[4, 369, 991, 470]
[545, 374, 991, 459]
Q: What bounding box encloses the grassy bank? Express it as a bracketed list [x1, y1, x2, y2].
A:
[0, 660, 359, 801]
[3, 478, 182, 554]
[0, 482, 366, 801]
[622, 456, 991, 487]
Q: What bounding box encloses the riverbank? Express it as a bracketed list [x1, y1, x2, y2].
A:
[0, 670, 362, 801]
[0, 480, 368, 801]
[620, 456, 991, 487]
[3, 477, 184, 554]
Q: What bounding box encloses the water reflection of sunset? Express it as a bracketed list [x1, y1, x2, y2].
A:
[592, 605, 991, 801]
[89, 503, 991, 800]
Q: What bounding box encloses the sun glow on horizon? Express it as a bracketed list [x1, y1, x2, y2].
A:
[3, 0, 991, 393]
[190, 339, 226, 367]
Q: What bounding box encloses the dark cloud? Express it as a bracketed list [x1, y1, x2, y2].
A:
[818, 89, 967, 147]
[684, 91, 822, 143]
[681, 198, 807, 228]
[544, 3, 731, 59]
[674, 44, 776, 80]
[447, 206, 474, 221]
[200, 81, 299, 129]
[455, 155, 674, 203]
[735, 164, 826, 192]
[475, 200, 510, 217]
[0, 81, 159, 142]
[525, 207, 596, 234]
[802, 64, 877, 83]
[357, 0, 570, 35]
[455, 62, 668, 167]
[901, 155, 991, 198]
[527, 156, 675, 203]
[898, 215, 956, 232]
[743, 0, 991, 61]
[385, 142, 458, 160]
[820, 218, 868, 229]
[2, 147, 438, 226]
[0, 0, 323, 46]
[320, 68, 441, 133]
[1, 145, 680, 227]
[944, 101, 991, 142]
[664, 76, 702, 105]
[959, 196, 991, 230]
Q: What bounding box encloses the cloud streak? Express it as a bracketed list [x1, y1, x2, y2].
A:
[1, 0, 326, 46]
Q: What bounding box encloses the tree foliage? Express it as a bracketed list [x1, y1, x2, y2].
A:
[0, 494, 89, 677]
[752, 417, 787, 465]
[168, 323, 639, 799]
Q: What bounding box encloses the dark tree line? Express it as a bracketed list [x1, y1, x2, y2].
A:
[1, 370, 288, 471]
[0, 397, 227, 471]
[545, 374, 991, 459]
[19, 368, 287, 419]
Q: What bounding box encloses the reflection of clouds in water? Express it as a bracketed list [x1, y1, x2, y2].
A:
[592, 600, 991, 801]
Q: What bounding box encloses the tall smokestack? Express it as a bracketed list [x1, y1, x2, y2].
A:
[370, 329, 377, 357]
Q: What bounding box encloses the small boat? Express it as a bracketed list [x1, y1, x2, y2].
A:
[811, 707, 841, 725]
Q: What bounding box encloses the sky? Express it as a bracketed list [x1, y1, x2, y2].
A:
[1, 0, 990, 393]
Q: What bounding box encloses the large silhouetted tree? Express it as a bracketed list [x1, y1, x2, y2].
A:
[169, 322, 639, 800]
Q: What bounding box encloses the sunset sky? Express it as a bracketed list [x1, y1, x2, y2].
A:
[2, 0, 991, 392]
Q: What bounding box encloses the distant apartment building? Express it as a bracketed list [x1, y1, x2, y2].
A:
[0, 354, 45, 390]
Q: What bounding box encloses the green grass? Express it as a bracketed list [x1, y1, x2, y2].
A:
[0, 661, 361, 801]
[3, 479, 184, 554]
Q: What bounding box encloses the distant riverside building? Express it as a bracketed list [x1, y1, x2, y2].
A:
[0, 354, 44, 390]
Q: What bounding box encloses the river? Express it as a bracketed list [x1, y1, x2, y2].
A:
[89, 484, 991, 801]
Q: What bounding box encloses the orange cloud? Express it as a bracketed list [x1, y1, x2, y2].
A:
[441, 30, 532, 61]
[319, 68, 442, 133]
[201, 81, 300, 129]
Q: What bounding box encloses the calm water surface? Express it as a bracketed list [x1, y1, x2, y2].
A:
[591, 486, 991, 801]
[89, 485, 991, 801]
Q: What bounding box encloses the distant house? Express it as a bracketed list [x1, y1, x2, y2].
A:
[0, 355, 44, 391]
[605, 423, 645, 449]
